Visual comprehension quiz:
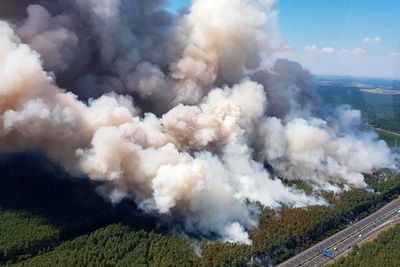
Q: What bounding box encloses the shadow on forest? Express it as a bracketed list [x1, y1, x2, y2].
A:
[0, 151, 160, 239]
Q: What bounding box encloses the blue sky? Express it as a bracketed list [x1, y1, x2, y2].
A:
[168, 0, 400, 78]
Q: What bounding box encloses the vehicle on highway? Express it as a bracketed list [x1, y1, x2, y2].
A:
[320, 249, 334, 258]
[358, 234, 363, 238]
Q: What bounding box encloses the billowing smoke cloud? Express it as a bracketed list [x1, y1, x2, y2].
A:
[0, 0, 395, 244]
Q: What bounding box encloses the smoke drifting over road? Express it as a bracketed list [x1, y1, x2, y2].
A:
[0, 0, 395, 244]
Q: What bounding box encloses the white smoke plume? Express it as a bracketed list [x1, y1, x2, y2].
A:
[0, 0, 395, 244]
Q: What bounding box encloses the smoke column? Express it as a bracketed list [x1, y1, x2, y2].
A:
[0, 0, 395, 244]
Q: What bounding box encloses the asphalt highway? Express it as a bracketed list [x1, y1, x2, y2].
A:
[277, 197, 400, 267]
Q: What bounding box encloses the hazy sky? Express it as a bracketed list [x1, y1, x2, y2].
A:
[168, 0, 400, 78]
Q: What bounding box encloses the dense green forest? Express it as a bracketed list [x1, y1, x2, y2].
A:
[0, 210, 60, 263]
[0, 152, 157, 265]
[12, 224, 200, 267]
[331, 224, 400, 267]
[1, 152, 399, 266]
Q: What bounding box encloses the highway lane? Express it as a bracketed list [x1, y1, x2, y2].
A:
[277, 197, 400, 267]
[306, 212, 400, 266]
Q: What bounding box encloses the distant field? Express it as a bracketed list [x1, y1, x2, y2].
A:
[314, 80, 400, 144]
[374, 128, 400, 148]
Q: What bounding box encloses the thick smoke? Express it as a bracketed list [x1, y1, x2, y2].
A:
[0, 0, 395, 244]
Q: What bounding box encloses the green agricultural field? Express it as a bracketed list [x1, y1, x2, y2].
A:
[314, 84, 400, 133]
[375, 128, 400, 148]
